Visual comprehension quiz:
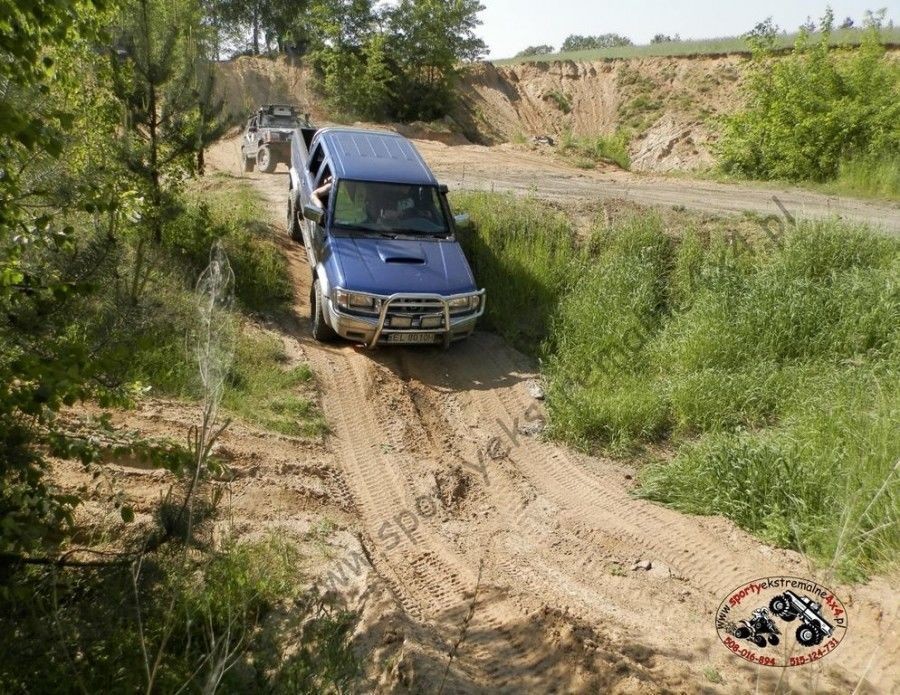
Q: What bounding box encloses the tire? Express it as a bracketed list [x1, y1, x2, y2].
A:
[258, 146, 276, 173]
[310, 279, 337, 342]
[768, 635, 780, 646]
[753, 635, 767, 649]
[733, 626, 751, 640]
[769, 595, 791, 619]
[243, 151, 255, 172]
[796, 623, 822, 647]
[288, 195, 302, 242]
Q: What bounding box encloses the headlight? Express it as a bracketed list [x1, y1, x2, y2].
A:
[334, 289, 381, 313]
[448, 295, 480, 313]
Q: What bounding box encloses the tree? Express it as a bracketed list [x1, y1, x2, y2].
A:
[651, 33, 680, 44]
[561, 33, 632, 52]
[840, 17, 855, 29]
[718, 8, 900, 182]
[110, 0, 224, 248]
[385, 0, 487, 120]
[515, 44, 555, 58]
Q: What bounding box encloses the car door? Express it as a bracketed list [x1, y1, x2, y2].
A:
[307, 162, 332, 266]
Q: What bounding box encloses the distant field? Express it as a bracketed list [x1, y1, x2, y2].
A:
[495, 27, 900, 64]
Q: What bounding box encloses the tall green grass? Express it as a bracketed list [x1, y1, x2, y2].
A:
[559, 130, 631, 170]
[452, 192, 577, 354]
[829, 154, 900, 200]
[129, 177, 324, 437]
[459, 192, 900, 575]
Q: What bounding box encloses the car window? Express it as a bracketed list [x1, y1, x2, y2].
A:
[309, 144, 324, 175]
[333, 182, 449, 236]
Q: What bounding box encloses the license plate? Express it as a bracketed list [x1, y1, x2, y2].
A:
[387, 333, 438, 344]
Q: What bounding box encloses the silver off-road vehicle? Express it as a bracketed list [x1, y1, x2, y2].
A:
[241, 105, 309, 174]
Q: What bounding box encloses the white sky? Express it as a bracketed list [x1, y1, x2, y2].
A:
[477, 1, 898, 59]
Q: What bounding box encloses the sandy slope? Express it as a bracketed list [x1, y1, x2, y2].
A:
[179, 135, 900, 692]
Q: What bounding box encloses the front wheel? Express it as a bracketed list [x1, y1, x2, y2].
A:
[258, 146, 276, 173]
[796, 623, 822, 647]
[310, 279, 337, 342]
[243, 151, 255, 172]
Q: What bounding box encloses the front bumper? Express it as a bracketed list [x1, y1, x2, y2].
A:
[327, 290, 486, 348]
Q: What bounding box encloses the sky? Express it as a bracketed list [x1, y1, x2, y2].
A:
[476, 0, 898, 59]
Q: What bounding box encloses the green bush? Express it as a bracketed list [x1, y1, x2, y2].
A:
[717, 11, 900, 189]
[0, 537, 360, 691]
[458, 192, 899, 573]
[560, 130, 631, 169]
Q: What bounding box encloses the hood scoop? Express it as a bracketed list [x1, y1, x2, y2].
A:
[383, 256, 425, 265]
[377, 241, 427, 265]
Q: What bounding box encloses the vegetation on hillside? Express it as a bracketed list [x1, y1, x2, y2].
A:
[497, 24, 900, 64]
[1, 0, 343, 689]
[718, 10, 900, 197]
[455, 192, 899, 578]
[308, 0, 487, 121]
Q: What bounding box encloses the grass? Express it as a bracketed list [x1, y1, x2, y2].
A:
[224, 331, 327, 437]
[704, 667, 724, 684]
[827, 154, 900, 201]
[450, 191, 577, 354]
[458, 192, 900, 577]
[546, 89, 573, 114]
[495, 27, 900, 64]
[129, 175, 325, 438]
[559, 130, 631, 169]
[179, 175, 294, 314]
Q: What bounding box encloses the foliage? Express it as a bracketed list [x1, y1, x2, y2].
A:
[310, 0, 487, 121]
[451, 192, 576, 354]
[495, 25, 900, 65]
[458, 193, 899, 574]
[560, 131, 631, 170]
[515, 44, 555, 58]
[651, 33, 681, 44]
[0, 537, 358, 691]
[717, 9, 900, 186]
[561, 33, 633, 52]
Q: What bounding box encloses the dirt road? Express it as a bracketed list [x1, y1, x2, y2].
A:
[193, 135, 900, 692]
[414, 140, 900, 234]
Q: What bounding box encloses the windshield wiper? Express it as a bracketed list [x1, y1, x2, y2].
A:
[334, 224, 398, 239]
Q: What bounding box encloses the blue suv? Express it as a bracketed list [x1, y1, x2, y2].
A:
[288, 127, 484, 347]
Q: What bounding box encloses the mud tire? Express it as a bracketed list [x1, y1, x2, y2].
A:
[243, 152, 255, 172]
[311, 279, 337, 342]
[258, 146, 276, 173]
[796, 623, 822, 647]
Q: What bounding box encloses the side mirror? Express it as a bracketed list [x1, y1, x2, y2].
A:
[439, 184, 449, 195]
[454, 213, 472, 230]
[303, 203, 325, 224]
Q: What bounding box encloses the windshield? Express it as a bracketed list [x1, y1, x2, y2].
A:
[332, 181, 450, 236]
[260, 114, 298, 128]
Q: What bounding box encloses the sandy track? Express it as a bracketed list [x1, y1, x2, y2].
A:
[415, 140, 900, 235]
[202, 137, 898, 693]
